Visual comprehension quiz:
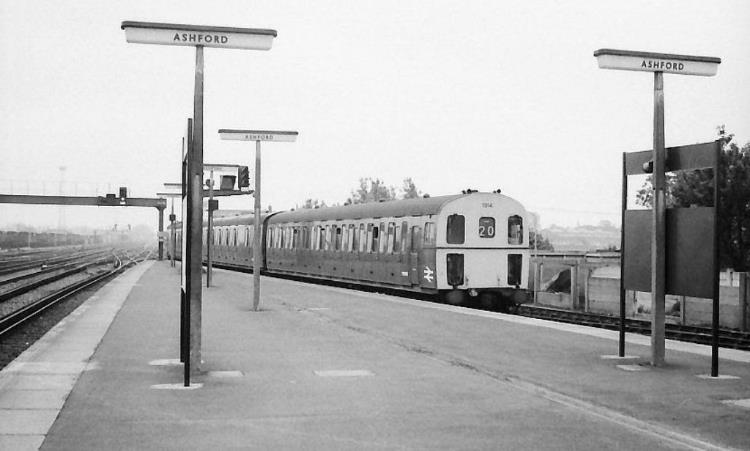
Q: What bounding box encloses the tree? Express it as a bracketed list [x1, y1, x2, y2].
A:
[401, 177, 423, 199]
[635, 126, 750, 270]
[347, 177, 397, 204]
[529, 230, 554, 251]
[299, 198, 327, 209]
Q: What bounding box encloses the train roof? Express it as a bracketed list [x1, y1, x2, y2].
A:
[267, 192, 518, 224]
[170, 192, 524, 228]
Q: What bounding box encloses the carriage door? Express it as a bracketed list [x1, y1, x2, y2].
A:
[409, 225, 422, 286]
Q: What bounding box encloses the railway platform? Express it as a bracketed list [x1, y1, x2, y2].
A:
[1, 261, 750, 450]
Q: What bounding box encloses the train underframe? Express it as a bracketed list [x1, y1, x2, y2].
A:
[441, 287, 529, 312]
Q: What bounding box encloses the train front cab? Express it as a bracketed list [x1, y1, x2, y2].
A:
[435, 195, 529, 310]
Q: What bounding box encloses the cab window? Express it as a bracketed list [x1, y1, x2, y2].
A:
[508, 215, 523, 244]
[446, 214, 465, 244]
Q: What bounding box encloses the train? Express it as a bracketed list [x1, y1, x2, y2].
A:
[169, 191, 530, 311]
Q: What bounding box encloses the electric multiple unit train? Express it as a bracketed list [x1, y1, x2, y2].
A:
[169, 191, 529, 310]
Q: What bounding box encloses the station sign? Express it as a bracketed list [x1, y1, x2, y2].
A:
[121, 21, 277, 50]
[218, 129, 299, 142]
[594, 49, 721, 76]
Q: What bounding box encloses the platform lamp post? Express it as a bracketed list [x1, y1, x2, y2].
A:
[122, 21, 276, 385]
[219, 130, 298, 311]
[594, 49, 720, 366]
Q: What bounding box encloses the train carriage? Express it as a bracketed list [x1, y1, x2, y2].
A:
[169, 191, 529, 310]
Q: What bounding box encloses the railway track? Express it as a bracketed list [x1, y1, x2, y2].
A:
[0, 248, 152, 340]
[0, 247, 111, 277]
[517, 304, 750, 351]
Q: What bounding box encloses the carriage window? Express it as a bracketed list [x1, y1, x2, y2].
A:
[232, 228, 238, 246]
[358, 224, 366, 252]
[411, 226, 422, 252]
[348, 225, 356, 252]
[399, 222, 408, 253]
[318, 226, 325, 250]
[236, 227, 244, 246]
[292, 227, 299, 249]
[302, 227, 309, 249]
[322, 225, 330, 251]
[288, 227, 295, 249]
[247, 226, 254, 247]
[379, 222, 388, 253]
[366, 224, 375, 253]
[424, 222, 436, 246]
[508, 215, 523, 245]
[386, 222, 396, 253]
[341, 225, 349, 251]
[335, 226, 343, 251]
[446, 214, 465, 244]
[393, 222, 402, 253]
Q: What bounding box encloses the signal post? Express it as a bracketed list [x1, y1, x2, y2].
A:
[203, 164, 253, 287]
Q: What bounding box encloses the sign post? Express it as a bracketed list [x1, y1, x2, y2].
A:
[122, 21, 277, 385]
[594, 49, 720, 367]
[218, 130, 298, 311]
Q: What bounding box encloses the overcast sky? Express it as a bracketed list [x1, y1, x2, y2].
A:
[1, 0, 748, 232]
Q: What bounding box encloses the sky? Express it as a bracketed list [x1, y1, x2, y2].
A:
[1, 0, 749, 233]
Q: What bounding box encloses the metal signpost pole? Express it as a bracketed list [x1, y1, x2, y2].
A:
[207, 169, 214, 288]
[711, 143, 721, 377]
[253, 140, 262, 311]
[219, 129, 298, 311]
[189, 45, 204, 379]
[157, 206, 165, 261]
[619, 153, 627, 357]
[651, 71, 666, 366]
[170, 198, 176, 267]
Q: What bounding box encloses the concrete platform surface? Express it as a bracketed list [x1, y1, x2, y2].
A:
[3, 261, 750, 450]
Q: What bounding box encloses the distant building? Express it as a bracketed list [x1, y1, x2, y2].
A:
[541, 221, 620, 252]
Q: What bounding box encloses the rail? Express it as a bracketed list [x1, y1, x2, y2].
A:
[517, 304, 750, 351]
[0, 248, 149, 339]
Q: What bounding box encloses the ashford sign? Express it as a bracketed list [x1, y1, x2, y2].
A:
[121, 21, 277, 50]
[594, 49, 720, 76]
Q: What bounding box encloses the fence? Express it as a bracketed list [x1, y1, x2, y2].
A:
[530, 256, 749, 331]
